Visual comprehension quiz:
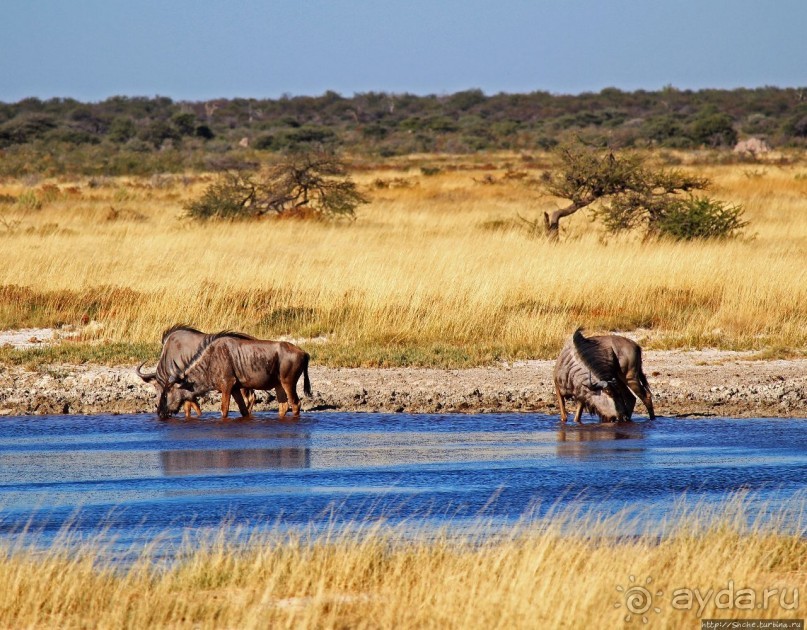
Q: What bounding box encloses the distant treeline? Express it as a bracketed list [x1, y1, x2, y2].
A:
[1, 87, 806, 175]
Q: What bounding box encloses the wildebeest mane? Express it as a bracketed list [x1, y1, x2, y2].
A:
[161, 324, 203, 343]
[222, 331, 255, 340]
[572, 328, 619, 383]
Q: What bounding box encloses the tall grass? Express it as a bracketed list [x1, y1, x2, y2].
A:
[1, 157, 806, 366]
[0, 495, 803, 628]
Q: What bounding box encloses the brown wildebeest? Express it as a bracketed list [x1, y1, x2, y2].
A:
[136, 325, 256, 420]
[158, 332, 311, 420]
[553, 328, 640, 423]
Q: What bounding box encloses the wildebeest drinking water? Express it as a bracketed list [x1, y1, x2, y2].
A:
[602, 333, 654, 419]
[553, 328, 654, 423]
[158, 332, 312, 420]
[137, 325, 256, 419]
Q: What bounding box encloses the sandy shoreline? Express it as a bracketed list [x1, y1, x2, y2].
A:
[0, 349, 805, 418]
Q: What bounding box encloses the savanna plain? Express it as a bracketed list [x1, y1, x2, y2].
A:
[1, 152, 806, 365]
[0, 152, 806, 628]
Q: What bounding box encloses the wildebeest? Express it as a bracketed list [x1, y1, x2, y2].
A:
[553, 328, 653, 423]
[158, 332, 312, 420]
[136, 325, 256, 420]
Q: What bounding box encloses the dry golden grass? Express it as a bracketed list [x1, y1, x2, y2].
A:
[1, 497, 803, 629]
[1, 154, 806, 366]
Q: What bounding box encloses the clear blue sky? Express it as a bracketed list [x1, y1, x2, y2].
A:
[2, 0, 805, 102]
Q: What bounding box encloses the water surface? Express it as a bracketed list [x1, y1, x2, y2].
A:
[0, 413, 804, 549]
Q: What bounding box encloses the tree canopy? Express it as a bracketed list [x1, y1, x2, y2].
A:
[541, 143, 746, 241]
[185, 149, 368, 221]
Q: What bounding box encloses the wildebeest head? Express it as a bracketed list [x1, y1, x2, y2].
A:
[573, 329, 636, 422]
[155, 362, 197, 419]
[585, 375, 636, 422]
[136, 361, 193, 419]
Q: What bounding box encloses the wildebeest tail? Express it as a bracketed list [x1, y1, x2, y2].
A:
[303, 353, 312, 397]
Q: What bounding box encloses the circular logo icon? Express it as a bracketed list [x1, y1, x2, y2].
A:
[615, 576, 663, 624]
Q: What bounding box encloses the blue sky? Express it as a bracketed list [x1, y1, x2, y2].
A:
[2, 0, 805, 102]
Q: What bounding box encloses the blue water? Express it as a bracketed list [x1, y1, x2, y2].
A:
[0, 413, 805, 549]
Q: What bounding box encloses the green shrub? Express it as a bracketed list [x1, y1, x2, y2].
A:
[172, 112, 198, 136]
[16, 190, 41, 210]
[185, 171, 258, 220]
[107, 117, 137, 143]
[655, 196, 748, 240]
[690, 109, 738, 147]
[272, 126, 337, 150]
[194, 124, 214, 140]
[252, 134, 276, 150]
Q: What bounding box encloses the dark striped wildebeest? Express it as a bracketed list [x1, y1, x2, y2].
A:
[137, 325, 256, 420]
[553, 328, 654, 423]
[158, 332, 311, 420]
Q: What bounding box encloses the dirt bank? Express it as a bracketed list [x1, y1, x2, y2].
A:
[0, 349, 805, 418]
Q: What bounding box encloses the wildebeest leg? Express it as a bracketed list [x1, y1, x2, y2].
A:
[624, 363, 656, 420]
[242, 389, 256, 415]
[554, 382, 568, 423]
[572, 403, 584, 424]
[626, 377, 655, 419]
[220, 381, 235, 419]
[275, 386, 289, 418]
[183, 400, 200, 420]
[282, 381, 301, 417]
[634, 384, 655, 419]
[231, 388, 250, 418]
[638, 377, 655, 419]
[643, 392, 655, 420]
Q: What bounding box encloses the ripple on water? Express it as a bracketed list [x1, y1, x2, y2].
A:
[0, 413, 804, 551]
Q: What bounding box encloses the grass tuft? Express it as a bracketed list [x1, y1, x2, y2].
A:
[0, 494, 803, 628]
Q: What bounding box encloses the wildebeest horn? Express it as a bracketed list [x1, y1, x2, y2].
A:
[135, 362, 157, 382]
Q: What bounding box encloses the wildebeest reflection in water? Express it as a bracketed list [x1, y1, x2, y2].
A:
[555, 424, 645, 460]
[161, 445, 310, 475]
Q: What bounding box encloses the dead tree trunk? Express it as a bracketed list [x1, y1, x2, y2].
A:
[543, 200, 593, 240]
